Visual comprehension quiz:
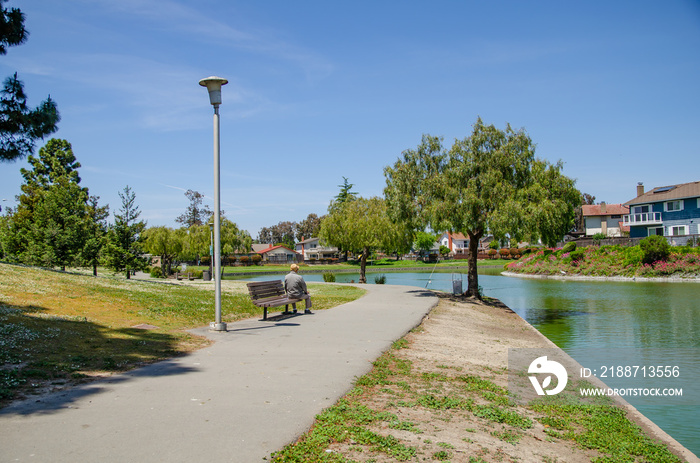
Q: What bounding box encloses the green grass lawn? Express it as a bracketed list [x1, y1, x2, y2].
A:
[0, 262, 364, 406]
[179, 258, 511, 275]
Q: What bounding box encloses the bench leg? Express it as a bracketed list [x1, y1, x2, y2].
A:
[283, 304, 294, 315]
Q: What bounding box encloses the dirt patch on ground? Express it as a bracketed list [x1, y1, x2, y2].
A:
[291, 294, 690, 463]
[324, 295, 597, 462]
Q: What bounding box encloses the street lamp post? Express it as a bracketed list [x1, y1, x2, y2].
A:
[200, 76, 228, 332]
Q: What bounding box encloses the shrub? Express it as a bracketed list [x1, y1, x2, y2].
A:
[592, 232, 606, 244]
[569, 249, 585, 262]
[149, 266, 163, 278]
[487, 249, 497, 258]
[323, 271, 336, 282]
[239, 256, 250, 265]
[192, 270, 204, 279]
[251, 254, 262, 265]
[562, 242, 576, 253]
[374, 274, 387, 284]
[509, 247, 521, 258]
[499, 248, 510, 258]
[200, 255, 211, 266]
[640, 235, 670, 265]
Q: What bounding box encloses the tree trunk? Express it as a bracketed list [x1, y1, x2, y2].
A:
[126, 268, 131, 279]
[466, 231, 482, 298]
[359, 247, 369, 283]
[92, 264, 97, 276]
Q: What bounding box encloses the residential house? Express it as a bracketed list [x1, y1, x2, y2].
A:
[295, 237, 339, 261]
[438, 232, 468, 255]
[623, 181, 700, 239]
[581, 203, 629, 237]
[437, 232, 496, 257]
[253, 244, 300, 263]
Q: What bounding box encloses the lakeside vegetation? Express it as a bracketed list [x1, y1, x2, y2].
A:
[184, 258, 512, 276]
[0, 263, 364, 406]
[505, 238, 700, 279]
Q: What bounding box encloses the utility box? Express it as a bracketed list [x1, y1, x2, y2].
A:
[203, 270, 211, 281]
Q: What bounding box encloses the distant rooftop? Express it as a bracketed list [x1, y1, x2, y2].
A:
[581, 204, 628, 216]
[625, 180, 700, 206]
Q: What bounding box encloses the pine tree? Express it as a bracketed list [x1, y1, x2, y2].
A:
[1, 139, 101, 270]
[0, 2, 60, 162]
[103, 186, 148, 279]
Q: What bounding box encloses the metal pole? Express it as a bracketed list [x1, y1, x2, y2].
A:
[211, 104, 226, 331]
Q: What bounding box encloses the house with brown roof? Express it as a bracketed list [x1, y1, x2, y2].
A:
[253, 244, 301, 264]
[623, 181, 700, 239]
[581, 203, 629, 237]
[437, 232, 494, 256]
[439, 232, 468, 254]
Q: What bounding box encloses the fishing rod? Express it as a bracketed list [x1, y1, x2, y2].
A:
[425, 257, 440, 288]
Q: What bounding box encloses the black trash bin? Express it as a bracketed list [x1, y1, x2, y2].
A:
[203, 270, 211, 281]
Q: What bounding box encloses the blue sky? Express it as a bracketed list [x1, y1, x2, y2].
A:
[1, 0, 699, 238]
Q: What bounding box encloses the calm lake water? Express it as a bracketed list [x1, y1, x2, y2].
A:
[235, 269, 699, 455]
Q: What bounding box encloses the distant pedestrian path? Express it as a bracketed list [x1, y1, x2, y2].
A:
[0, 284, 437, 462]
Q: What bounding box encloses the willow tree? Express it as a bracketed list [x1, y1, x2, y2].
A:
[384, 118, 579, 298]
[320, 196, 412, 283]
[143, 226, 184, 277]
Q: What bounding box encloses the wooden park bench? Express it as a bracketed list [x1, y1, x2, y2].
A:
[246, 280, 303, 321]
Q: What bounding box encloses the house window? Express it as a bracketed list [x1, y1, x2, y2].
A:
[668, 225, 688, 236]
[664, 200, 683, 212]
[610, 215, 621, 219]
[648, 227, 664, 236]
[632, 205, 650, 214]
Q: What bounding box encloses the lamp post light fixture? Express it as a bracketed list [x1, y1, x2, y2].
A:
[200, 76, 228, 332]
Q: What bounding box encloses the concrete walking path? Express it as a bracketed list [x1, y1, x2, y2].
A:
[0, 284, 437, 462]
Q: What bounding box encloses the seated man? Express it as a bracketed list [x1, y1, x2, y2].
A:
[284, 264, 312, 313]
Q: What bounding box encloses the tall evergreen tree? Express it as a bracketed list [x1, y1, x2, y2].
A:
[333, 177, 358, 206]
[103, 186, 148, 279]
[175, 189, 212, 227]
[0, 2, 60, 162]
[0, 139, 100, 270]
[79, 196, 109, 276]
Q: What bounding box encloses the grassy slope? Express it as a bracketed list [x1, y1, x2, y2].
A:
[0, 263, 364, 405]
[506, 246, 700, 278]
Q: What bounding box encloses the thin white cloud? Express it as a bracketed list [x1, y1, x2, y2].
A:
[83, 0, 333, 82]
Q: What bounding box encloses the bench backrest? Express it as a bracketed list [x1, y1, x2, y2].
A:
[247, 280, 286, 300]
